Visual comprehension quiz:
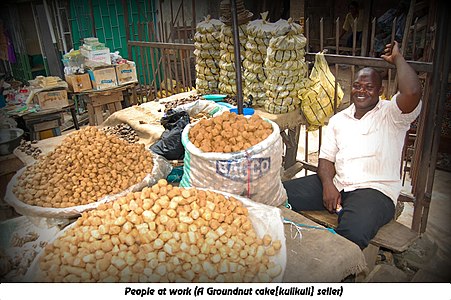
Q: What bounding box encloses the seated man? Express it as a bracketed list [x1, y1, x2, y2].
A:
[283, 41, 422, 249]
[339, 1, 363, 48]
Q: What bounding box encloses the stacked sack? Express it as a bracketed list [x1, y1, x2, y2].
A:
[194, 16, 223, 94]
[243, 12, 274, 107]
[218, 23, 248, 96]
[264, 19, 308, 114]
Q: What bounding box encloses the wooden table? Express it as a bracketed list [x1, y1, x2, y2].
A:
[69, 82, 138, 126]
[255, 108, 306, 178]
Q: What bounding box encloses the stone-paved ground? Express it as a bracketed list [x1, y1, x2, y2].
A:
[368, 236, 451, 282]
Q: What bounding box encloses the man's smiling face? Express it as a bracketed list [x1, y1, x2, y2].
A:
[351, 68, 383, 118]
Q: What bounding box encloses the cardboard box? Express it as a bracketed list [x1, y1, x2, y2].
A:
[35, 89, 68, 110]
[88, 67, 118, 90]
[115, 61, 138, 85]
[65, 73, 92, 92]
[80, 47, 111, 65]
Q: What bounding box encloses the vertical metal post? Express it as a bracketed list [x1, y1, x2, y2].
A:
[123, 0, 131, 59]
[370, 17, 376, 57]
[88, 0, 96, 37]
[231, 0, 243, 114]
[320, 17, 323, 51]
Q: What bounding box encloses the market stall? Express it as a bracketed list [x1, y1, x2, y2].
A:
[0, 0, 367, 283]
[0, 89, 366, 282]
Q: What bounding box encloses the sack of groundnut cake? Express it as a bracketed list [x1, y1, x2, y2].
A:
[24, 182, 286, 283]
[180, 111, 287, 206]
[5, 127, 172, 221]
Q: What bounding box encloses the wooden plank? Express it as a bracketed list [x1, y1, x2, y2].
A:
[86, 103, 95, 126]
[128, 41, 195, 50]
[356, 243, 380, 282]
[94, 106, 104, 126]
[107, 103, 116, 114]
[185, 48, 193, 88]
[281, 161, 304, 182]
[302, 210, 419, 253]
[371, 220, 419, 252]
[114, 101, 123, 112]
[301, 210, 339, 228]
[91, 92, 122, 106]
[304, 53, 433, 73]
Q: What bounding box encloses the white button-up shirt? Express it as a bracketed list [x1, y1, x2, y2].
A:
[319, 95, 422, 205]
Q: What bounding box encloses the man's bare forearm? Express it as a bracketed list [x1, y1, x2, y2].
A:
[318, 158, 336, 187]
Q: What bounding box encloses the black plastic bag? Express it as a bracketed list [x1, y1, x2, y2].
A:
[150, 110, 190, 160]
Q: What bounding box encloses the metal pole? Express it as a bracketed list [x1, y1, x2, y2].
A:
[231, 0, 243, 114]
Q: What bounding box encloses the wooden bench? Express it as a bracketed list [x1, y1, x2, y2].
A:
[301, 210, 419, 279]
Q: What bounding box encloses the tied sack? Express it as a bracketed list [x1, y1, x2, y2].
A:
[299, 51, 344, 130]
[180, 119, 287, 207]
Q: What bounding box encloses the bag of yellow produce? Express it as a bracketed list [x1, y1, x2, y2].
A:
[299, 51, 344, 130]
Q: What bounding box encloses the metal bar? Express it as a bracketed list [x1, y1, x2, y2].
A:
[186, 48, 193, 88]
[352, 17, 357, 56]
[231, 0, 244, 114]
[157, 21, 164, 42]
[173, 49, 181, 93]
[177, 19, 181, 42]
[181, 0, 185, 42]
[55, 0, 67, 53]
[304, 130, 309, 176]
[191, 0, 196, 38]
[401, 0, 416, 57]
[306, 18, 309, 52]
[304, 53, 433, 73]
[179, 21, 187, 89]
[387, 17, 397, 98]
[335, 17, 340, 54]
[123, 0, 131, 58]
[320, 17, 323, 51]
[143, 29, 152, 96]
[370, 17, 376, 57]
[412, 17, 419, 60]
[88, 0, 96, 37]
[31, 3, 47, 74]
[170, 0, 174, 34]
[139, 44, 149, 89]
[159, 0, 165, 42]
[149, 47, 160, 98]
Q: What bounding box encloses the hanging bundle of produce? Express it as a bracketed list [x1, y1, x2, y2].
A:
[298, 51, 344, 130]
[194, 16, 223, 94]
[264, 19, 308, 114]
[218, 23, 248, 96]
[243, 12, 275, 107]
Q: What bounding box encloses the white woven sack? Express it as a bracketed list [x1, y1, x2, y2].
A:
[180, 119, 287, 207]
